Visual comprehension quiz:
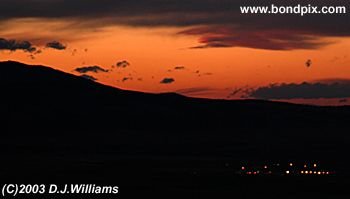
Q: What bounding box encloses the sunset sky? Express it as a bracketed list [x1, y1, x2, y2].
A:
[1, 0, 350, 105]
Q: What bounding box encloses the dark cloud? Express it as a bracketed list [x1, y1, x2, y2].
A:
[248, 81, 350, 99]
[0, 1, 349, 50]
[122, 77, 132, 82]
[0, 38, 36, 52]
[160, 78, 175, 84]
[46, 41, 67, 50]
[80, 74, 97, 81]
[174, 66, 186, 70]
[228, 86, 255, 98]
[199, 72, 213, 77]
[306, 59, 312, 67]
[180, 27, 328, 50]
[229, 88, 245, 98]
[115, 60, 130, 68]
[74, 66, 109, 74]
[168, 66, 185, 73]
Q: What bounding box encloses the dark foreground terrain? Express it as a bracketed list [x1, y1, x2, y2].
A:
[1, 61, 350, 198]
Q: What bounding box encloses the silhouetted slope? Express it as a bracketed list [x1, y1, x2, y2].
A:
[1, 61, 350, 198]
[1, 60, 350, 156]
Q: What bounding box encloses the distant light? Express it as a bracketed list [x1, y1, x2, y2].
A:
[286, 171, 290, 174]
[289, 163, 293, 167]
[314, 164, 317, 168]
[314, 171, 317, 174]
[242, 167, 245, 170]
[326, 172, 329, 175]
[301, 171, 304, 174]
[318, 171, 321, 175]
[305, 171, 309, 174]
[264, 165, 268, 169]
[304, 164, 307, 168]
[253, 172, 257, 175]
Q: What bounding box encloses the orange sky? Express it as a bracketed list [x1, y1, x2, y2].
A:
[1, 19, 350, 105]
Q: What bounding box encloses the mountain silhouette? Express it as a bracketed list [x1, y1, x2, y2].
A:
[1, 61, 350, 198]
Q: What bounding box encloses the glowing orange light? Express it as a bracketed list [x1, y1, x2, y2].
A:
[286, 171, 290, 174]
[318, 171, 321, 175]
[314, 171, 317, 174]
[304, 164, 307, 168]
[314, 164, 317, 168]
[305, 171, 309, 174]
[301, 171, 304, 174]
[289, 163, 293, 167]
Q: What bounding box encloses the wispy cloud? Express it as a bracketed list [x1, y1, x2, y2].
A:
[160, 78, 175, 84]
[74, 66, 109, 74]
[248, 80, 350, 99]
[0, 1, 349, 50]
[0, 38, 36, 52]
[46, 41, 67, 50]
[114, 60, 130, 68]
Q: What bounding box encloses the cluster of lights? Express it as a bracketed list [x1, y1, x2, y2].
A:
[300, 171, 330, 175]
[246, 171, 260, 175]
[304, 163, 317, 168]
[243, 167, 258, 175]
[241, 162, 332, 176]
